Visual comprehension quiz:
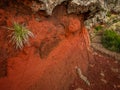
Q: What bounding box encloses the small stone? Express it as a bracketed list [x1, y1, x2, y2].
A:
[111, 68, 119, 73]
[90, 64, 94, 68]
[114, 61, 118, 64]
[100, 72, 105, 77]
[117, 85, 120, 88]
[113, 85, 117, 88]
[101, 78, 107, 84]
[117, 75, 120, 79]
[75, 88, 83, 90]
[35, 17, 41, 22]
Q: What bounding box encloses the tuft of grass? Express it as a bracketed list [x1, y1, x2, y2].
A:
[9, 22, 34, 49]
[102, 30, 120, 52]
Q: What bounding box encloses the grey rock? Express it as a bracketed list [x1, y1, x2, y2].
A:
[105, 0, 120, 13]
[67, 0, 99, 14]
[31, 0, 120, 15]
[38, 0, 67, 15]
[30, 0, 120, 28]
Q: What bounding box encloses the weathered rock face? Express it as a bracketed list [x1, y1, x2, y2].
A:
[38, 0, 67, 15]
[84, 0, 120, 29]
[67, 0, 99, 14]
[67, 0, 106, 28]
[1, 0, 120, 16]
[1, 0, 120, 28]
[29, 0, 119, 28]
[32, 0, 101, 15]
[35, 0, 120, 14]
[106, 0, 120, 13]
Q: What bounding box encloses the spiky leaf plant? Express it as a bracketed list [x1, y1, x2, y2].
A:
[9, 22, 34, 49]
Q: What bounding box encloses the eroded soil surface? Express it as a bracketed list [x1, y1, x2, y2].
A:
[0, 2, 120, 90]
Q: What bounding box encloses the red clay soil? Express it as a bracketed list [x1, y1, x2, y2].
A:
[0, 3, 120, 90]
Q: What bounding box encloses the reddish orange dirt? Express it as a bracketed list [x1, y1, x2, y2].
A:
[0, 2, 120, 90]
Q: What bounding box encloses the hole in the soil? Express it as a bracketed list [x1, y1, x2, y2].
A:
[39, 36, 61, 59]
[0, 0, 9, 8]
[0, 20, 7, 26]
[0, 48, 8, 78]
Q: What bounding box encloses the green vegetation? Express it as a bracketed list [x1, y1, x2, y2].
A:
[113, 19, 119, 23]
[95, 25, 103, 31]
[102, 30, 120, 52]
[106, 12, 111, 17]
[9, 22, 34, 49]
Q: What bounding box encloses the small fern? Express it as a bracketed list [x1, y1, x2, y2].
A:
[9, 22, 34, 49]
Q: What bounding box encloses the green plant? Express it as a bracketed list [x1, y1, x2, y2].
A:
[102, 30, 120, 52]
[113, 19, 119, 23]
[106, 12, 111, 17]
[9, 22, 34, 49]
[95, 25, 103, 31]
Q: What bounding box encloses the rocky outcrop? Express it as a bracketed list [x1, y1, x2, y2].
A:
[31, 0, 102, 15]
[29, 0, 119, 28]
[1, 0, 120, 28]
[67, 0, 107, 28]
[34, 0, 120, 14]
[67, 0, 100, 14]
[106, 0, 120, 13]
[1, 0, 120, 16]
[38, 0, 67, 15]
